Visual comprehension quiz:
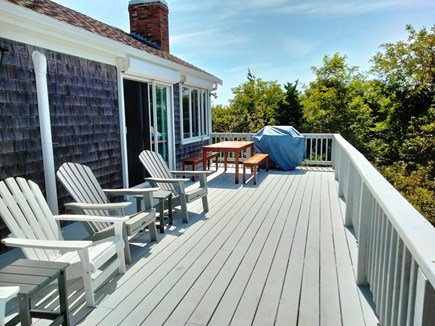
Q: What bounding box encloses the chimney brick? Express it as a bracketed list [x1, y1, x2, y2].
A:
[128, 0, 170, 52]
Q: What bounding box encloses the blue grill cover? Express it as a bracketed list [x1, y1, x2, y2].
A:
[253, 126, 305, 171]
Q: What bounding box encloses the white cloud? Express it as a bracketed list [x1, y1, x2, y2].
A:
[171, 29, 222, 44]
[277, 0, 422, 16]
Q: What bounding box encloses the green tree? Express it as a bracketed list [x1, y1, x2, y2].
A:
[228, 71, 287, 133]
[369, 25, 435, 222]
[211, 104, 231, 132]
[300, 53, 372, 151]
[277, 81, 306, 130]
[369, 25, 435, 163]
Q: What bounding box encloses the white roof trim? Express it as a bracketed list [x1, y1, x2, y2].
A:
[182, 75, 215, 90]
[123, 57, 180, 83]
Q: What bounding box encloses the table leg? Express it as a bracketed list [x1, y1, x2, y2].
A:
[17, 293, 31, 326]
[58, 268, 70, 326]
[168, 195, 173, 225]
[224, 153, 228, 171]
[235, 150, 239, 184]
[159, 198, 165, 233]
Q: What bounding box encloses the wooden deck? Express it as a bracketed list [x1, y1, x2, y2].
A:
[16, 167, 380, 325]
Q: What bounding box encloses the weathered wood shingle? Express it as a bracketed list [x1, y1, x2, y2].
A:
[0, 39, 122, 250]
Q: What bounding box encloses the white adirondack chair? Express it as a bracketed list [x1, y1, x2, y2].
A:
[139, 150, 210, 223]
[57, 162, 159, 264]
[0, 177, 128, 307]
[0, 286, 19, 326]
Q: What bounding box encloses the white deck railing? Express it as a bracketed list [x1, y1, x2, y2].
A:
[333, 134, 435, 326]
[210, 132, 333, 166]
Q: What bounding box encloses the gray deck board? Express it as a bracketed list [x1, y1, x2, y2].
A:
[23, 167, 379, 326]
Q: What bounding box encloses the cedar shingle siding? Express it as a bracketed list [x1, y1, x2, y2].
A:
[0, 39, 122, 249]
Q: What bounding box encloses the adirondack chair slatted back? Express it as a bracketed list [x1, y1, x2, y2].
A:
[0, 178, 61, 260]
[57, 162, 112, 232]
[139, 150, 183, 195]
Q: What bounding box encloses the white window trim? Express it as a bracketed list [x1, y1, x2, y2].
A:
[181, 85, 211, 145]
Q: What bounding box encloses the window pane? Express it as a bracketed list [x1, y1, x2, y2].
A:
[182, 87, 190, 139]
[202, 91, 208, 136]
[191, 89, 199, 137]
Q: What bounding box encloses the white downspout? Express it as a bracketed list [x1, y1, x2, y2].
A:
[32, 51, 58, 214]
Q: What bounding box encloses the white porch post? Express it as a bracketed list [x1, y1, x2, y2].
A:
[32, 51, 58, 214]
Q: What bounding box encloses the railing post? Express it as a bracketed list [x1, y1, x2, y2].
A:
[345, 162, 363, 230]
[356, 182, 371, 285]
[333, 139, 340, 181]
[338, 153, 348, 198]
[414, 268, 435, 326]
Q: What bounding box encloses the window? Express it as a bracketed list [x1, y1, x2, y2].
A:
[181, 86, 210, 143]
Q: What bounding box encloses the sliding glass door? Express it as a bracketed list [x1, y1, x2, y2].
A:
[150, 82, 171, 165]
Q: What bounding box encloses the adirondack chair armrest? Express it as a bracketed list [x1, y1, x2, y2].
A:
[54, 214, 129, 224]
[145, 177, 189, 184]
[2, 237, 92, 250]
[171, 171, 209, 187]
[0, 286, 19, 301]
[103, 187, 160, 196]
[64, 202, 131, 212]
[170, 171, 213, 176]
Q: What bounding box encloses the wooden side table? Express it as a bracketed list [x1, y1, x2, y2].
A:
[0, 259, 69, 326]
[136, 190, 173, 233]
[154, 190, 173, 233]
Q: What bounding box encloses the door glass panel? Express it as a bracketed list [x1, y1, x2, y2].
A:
[150, 83, 170, 164]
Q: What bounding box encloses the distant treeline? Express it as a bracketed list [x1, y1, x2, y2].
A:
[212, 25, 434, 224]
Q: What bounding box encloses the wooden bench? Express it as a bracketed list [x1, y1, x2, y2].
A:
[242, 153, 269, 185]
[182, 151, 219, 180]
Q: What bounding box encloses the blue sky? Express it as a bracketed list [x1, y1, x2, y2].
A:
[53, 0, 434, 106]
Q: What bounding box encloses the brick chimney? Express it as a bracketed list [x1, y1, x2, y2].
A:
[128, 0, 170, 52]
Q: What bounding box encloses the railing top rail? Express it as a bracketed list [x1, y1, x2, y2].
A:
[211, 132, 335, 138]
[333, 134, 435, 285]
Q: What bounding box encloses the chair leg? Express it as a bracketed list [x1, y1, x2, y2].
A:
[180, 196, 189, 223]
[148, 221, 159, 241]
[122, 225, 132, 265]
[202, 195, 209, 212]
[78, 250, 96, 307]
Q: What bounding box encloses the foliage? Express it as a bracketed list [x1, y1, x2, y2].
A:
[211, 104, 233, 133]
[368, 25, 435, 163]
[380, 162, 434, 224]
[277, 81, 306, 130]
[300, 53, 373, 152]
[226, 71, 287, 133]
[211, 25, 435, 223]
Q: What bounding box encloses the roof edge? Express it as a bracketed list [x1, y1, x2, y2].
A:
[0, 1, 222, 85]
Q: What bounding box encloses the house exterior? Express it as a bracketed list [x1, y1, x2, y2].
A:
[0, 0, 222, 243]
